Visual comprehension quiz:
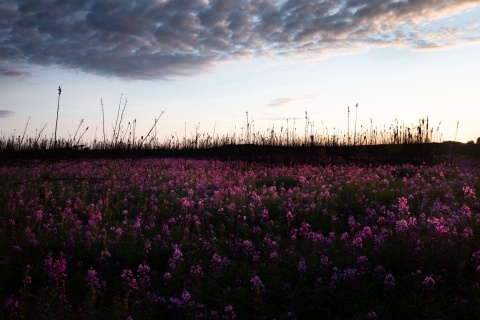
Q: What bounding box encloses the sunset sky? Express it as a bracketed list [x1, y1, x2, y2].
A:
[1, 0, 480, 144]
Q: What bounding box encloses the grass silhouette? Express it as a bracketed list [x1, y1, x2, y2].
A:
[0, 88, 478, 166]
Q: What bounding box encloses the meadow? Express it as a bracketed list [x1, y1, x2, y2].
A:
[1, 155, 480, 319]
[2, 94, 480, 318]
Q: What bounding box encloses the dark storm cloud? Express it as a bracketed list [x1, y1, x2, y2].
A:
[0, 0, 478, 80]
[0, 110, 15, 118]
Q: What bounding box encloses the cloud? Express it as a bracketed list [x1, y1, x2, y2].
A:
[0, 0, 479, 80]
[0, 65, 31, 77]
[302, 92, 325, 100]
[265, 91, 324, 107]
[0, 110, 15, 118]
[265, 97, 294, 107]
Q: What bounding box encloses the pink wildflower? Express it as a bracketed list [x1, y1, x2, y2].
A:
[463, 186, 477, 199]
[422, 276, 435, 290]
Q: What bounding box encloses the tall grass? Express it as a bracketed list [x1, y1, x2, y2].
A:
[0, 112, 449, 167]
[1, 90, 475, 167]
[0, 114, 440, 150]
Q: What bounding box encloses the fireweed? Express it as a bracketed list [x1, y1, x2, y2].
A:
[0, 158, 479, 319]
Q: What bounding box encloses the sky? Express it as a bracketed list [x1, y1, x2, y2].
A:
[1, 0, 480, 145]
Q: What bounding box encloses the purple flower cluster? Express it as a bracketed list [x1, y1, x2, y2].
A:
[0, 158, 479, 318]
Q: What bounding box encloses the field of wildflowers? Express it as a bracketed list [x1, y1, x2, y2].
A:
[1, 157, 479, 319]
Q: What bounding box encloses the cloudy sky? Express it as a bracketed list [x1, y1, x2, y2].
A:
[1, 0, 480, 144]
